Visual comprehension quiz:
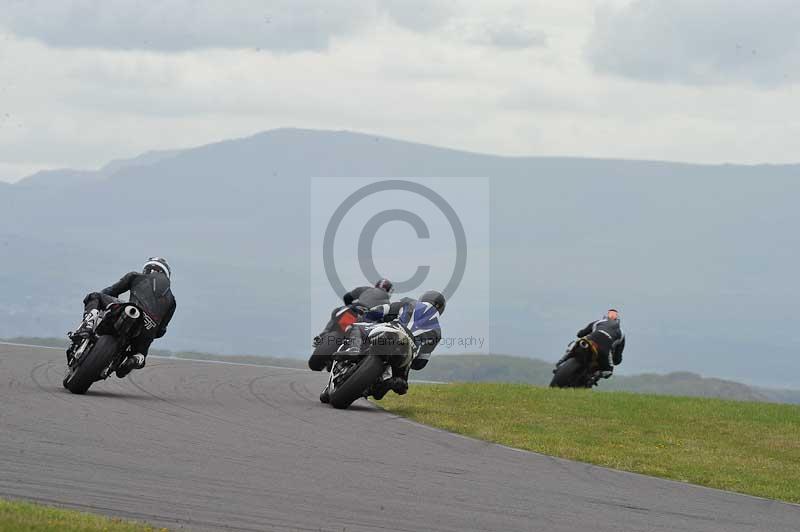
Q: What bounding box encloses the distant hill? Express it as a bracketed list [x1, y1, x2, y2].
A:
[416, 354, 800, 404]
[1, 128, 800, 387]
[15, 149, 180, 189]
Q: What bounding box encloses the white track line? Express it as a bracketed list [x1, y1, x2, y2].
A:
[0, 341, 306, 372]
[0, 341, 448, 380]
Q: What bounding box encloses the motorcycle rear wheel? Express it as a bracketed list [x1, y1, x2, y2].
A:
[64, 335, 119, 395]
[329, 355, 385, 410]
[550, 358, 585, 388]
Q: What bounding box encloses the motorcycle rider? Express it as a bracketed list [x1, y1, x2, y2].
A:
[69, 257, 177, 378]
[342, 278, 394, 308]
[308, 278, 394, 372]
[323, 290, 445, 402]
[570, 309, 625, 379]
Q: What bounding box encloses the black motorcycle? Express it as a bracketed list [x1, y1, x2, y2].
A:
[322, 322, 415, 409]
[309, 305, 363, 370]
[550, 338, 603, 388]
[63, 303, 144, 394]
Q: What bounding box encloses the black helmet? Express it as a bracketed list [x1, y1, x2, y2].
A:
[143, 257, 171, 279]
[375, 278, 394, 293]
[419, 290, 446, 315]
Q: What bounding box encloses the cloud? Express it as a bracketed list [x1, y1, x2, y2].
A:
[467, 21, 546, 49]
[0, 0, 457, 52]
[4, 0, 800, 184]
[587, 0, 800, 87]
[379, 0, 459, 32]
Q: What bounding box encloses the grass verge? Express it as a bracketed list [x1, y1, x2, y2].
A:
[0, 499, 167, 532]
[380, 383, 800, 503]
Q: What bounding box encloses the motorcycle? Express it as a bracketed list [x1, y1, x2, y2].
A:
[309, 305, 362, 369]
[550, 338, 603, 388]
[63, 303, 145, 394]
[322, 321, 415, 409]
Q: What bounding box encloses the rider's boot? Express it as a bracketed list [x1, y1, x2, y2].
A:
[67, 310, 100, 362]
[69, 310, 100, 342]
[371, 380, 393, 400]
[388, 376, 409, 395]
[373, 368, 409, 399]
[116, 353, 145, 378]
[388, 362, 409, 395]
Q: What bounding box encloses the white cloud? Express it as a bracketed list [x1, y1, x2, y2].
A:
[379, 0, 460, 32]
[1, 0, 800, 183]
[587, 0, 800, 87]
[0, 0, 464, 52]
[465, 20, 546, 49]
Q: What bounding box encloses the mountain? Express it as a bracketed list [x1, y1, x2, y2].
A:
[98, 149, 180, 175]
[15, 150, 180, 189]
[14, 169, 101, 189]
[1, 128, 799, 388]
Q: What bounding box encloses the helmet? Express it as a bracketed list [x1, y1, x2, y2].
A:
[143, 257, 171, 279]
[419, 290, 446, 315]
[605, 308, 620, 320]
[375, 278, 394, 293]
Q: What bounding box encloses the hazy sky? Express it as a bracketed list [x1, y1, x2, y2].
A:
[0, 0, 798, 182]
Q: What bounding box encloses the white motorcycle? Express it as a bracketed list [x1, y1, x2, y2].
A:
[321, 321, 416, 409]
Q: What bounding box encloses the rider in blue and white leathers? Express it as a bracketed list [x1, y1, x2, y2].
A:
[358, 290, 445, 397]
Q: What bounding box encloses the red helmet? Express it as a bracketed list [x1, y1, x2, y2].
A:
[375, 278, 394, 293]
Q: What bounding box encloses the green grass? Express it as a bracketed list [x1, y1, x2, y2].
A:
[380, 383, 800, 503]
[0, 499, 167, 532]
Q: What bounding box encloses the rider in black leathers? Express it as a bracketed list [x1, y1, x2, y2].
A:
[575, 309, 625, 379]
[70, 257, 176, 377]
[342, 278, 394, 308]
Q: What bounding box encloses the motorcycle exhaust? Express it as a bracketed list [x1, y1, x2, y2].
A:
[114, 305, 142, 335]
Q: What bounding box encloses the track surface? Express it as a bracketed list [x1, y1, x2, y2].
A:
[1, 344, 797, 532]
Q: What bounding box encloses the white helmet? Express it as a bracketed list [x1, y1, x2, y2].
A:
[143, 257, 171, 279]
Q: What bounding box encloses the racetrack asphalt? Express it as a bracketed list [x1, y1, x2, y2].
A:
[1, 343, 797, 531]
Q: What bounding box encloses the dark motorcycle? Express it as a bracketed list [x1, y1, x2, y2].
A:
[323, 322, 415, 409]
[309, 305, 362, 369]
[63, 303, 144, 394]
[550, 338, 603, 388]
